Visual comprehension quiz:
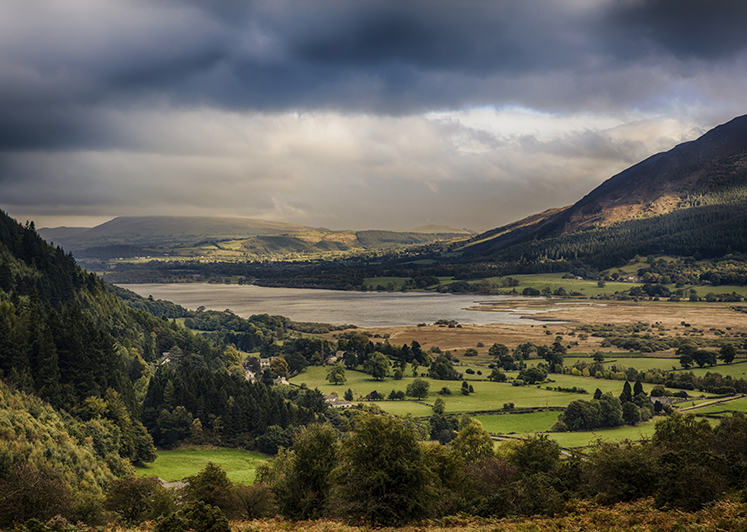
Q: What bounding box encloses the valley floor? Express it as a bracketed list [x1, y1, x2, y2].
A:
[346, 299, 747, 356]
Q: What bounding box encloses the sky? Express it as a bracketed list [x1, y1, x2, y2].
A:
[2, 0, 747, 232]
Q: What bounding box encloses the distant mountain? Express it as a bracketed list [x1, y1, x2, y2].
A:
[404, 224, 475, 235]
[39, 215, 317, 250]
[460, 113, 747, 262]
[40, 216, 472, 263]
[37, 226, 90, 243]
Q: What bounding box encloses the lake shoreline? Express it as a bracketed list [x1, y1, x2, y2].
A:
[117, 282, 552, 328]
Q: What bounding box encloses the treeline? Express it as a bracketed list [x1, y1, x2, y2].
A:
[634, 254, 747, 287]
[96, 411, 747, 530]
[554, 380, 653, 431]
[141, 363, 326, 450]
[0, 211, 85, 305]
[108, 284, 190, 318]
[574, 321, 746, 354]
[565, 356, 747, 395]
[257, 410, 747, 520]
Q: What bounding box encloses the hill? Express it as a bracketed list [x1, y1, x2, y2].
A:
[39, 216, 471, 265]
[39, 215, 317, 249]
[36, 226, 90, 242]
[459, 114, 747, 264]
[404, 224, 475, 235]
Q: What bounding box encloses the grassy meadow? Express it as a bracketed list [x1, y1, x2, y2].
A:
[362, 267, 747, 299]
[294, 361, 698, 415]
[135, 447, 267, 484]
[475, 411, 559, 434]
[687, 395, 747, 414]
[541, 421, 659, 448]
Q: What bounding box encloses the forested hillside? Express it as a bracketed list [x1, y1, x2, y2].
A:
[0, 210, 331, 527]
[460, 114, 747, 262]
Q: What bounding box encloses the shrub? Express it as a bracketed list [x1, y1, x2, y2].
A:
[104, 476, 176, 525]
[0, 463, 74, 528]
[154, 501, 229, 532]
[183, 463, 240, 518]
[235, 484, 277, 519]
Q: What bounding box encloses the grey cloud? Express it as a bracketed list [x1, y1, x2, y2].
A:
[4, 1, 746, 121]
[2, 0, 747, 231]
[604, 0, 747, 60]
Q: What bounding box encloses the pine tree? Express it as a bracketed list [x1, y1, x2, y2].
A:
[34, 326, 62, 407]
[620, 381, 633, 403]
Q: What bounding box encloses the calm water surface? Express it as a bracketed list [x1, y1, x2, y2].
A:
[118, 283, 548, 328]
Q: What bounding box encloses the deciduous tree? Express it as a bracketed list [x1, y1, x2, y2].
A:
[363, 352, 390, 381]
[330, 414, 434, 525]
[325, 364, 346, 385]
[406, 378, 430, 399]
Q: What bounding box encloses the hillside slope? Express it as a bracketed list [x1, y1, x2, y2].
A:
[40, 216, 471, 264]
[461, 113, 747, 259]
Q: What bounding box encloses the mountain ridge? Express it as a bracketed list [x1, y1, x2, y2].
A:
[39, 215, 318, 249]
[461, 113, 747, 257]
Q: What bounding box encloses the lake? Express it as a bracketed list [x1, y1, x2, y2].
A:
[118, 283, 551, 328]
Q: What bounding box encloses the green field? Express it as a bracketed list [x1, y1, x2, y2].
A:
[541, 420, 659, 448]
[564, 355, 681, 373]
[685, 360, 747, 379]
[688, 396, 747, 414]
[476, 410, 660, 448]
[135, 447, 268, 484]
[487, 273, 634, 297]
[475, 411, 559, 434]
[292, 365, 676, 415]
[382, 269, 747, 298]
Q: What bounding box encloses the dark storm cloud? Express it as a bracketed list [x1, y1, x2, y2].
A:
[281, 1, 569, 72]
[2, 0, 747, 152]
[605, 0, 747, 60]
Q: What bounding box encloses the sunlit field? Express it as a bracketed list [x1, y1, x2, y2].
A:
[135, 447, 267, 484]
[688, 396, 747, 414]
[291, 365, 692, 416]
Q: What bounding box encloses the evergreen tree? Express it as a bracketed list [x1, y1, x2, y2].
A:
[620, 381, 633, 403]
